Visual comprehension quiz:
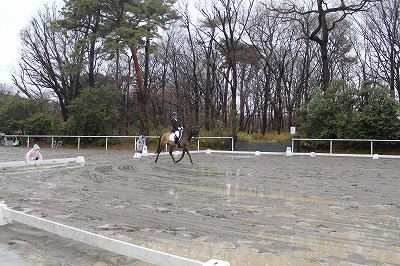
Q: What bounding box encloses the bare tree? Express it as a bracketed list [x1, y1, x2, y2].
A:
[180, 5, 201, 126]
[269, 0, 380, 93]
[12, 4, 88, 121]
[200, 0, 254, 138]
[357, 0, 400, 101]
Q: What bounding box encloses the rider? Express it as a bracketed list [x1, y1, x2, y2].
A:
[171, 111, 183, 146]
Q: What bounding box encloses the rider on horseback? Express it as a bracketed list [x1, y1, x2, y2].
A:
[171, 111, 183, 147]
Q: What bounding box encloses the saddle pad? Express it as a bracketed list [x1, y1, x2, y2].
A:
[169, 133, 175, 142]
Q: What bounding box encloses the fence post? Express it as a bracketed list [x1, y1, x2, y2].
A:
[291, 138, 294, 154]
[370, 141, 373, 155]
[134, 137, 137, 151]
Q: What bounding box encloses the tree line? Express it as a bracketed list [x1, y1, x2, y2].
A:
[1, 0, 399, 140]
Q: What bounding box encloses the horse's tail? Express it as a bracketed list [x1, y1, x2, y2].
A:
[155, 134, 163, 154]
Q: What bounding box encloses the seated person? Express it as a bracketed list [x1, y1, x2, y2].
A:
[25, 144, 43, 161]
[137, 133, 146, 153]
[1, 130, 6, 146]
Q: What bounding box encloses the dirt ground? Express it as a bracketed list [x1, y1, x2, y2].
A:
[0, 145, 399, 266]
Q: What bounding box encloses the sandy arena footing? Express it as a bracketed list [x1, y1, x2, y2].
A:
[0, 146, 399, 265]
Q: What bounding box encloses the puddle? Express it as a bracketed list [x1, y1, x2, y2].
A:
[175, 180, 341, 205]
[94, 230, 400, 265]
[0, 245, 142, 266]
[0, 245, 63, 266]
[0, 245, 24, 266]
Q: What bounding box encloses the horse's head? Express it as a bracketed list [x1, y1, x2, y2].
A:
[190, 125, 200, 137]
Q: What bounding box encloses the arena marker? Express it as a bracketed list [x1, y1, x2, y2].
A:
[142, 145, 148, 154]
[133, 153, 142, 159]
[310, 152, 316, 157]
[255, 151, 260, 156]
[285, 147, 292, 156]
[76, 156, 85, 165]
[206, 149, 212, 154]
[372, 154, 379, 159]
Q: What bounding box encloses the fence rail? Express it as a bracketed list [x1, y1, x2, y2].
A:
[1, 135, 235, 151]
[292, 138, 400, 156]
[5, 135, 398, 156]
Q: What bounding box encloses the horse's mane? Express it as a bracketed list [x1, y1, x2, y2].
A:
[183, 126, 199, 139]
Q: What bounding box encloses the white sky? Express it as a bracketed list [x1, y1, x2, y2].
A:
[0, 0, 62, 85]
[0, 0, 197, 86]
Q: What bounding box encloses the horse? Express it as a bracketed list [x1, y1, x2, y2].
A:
[154, 125, 200, 165]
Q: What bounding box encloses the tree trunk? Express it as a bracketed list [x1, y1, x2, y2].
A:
[239, 64, 245, 131]
[320, 41, 330, 94]
[130, 46, 148, 133]
[205, 51, 212, 131]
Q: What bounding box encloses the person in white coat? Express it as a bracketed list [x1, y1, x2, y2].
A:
[137, 133, 146, 153]
[26, 144, 43, 161]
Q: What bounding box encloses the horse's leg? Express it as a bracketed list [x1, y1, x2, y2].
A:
[175, 147, 186, 163]
[155, 151, 160, 162]
[186, 149, 194, 165]
[154, 135, 163, 163]
[168, 145, 176, 163]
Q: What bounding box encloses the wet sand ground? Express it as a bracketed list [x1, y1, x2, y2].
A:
[0, 146, 399, 266]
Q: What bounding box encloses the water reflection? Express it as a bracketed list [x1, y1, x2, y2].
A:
[162, 168, 400, 265]
[0, 245, 23, 265]
[0, 245, 62, 266]
[0, 245, 142, 266]
[169, 188, 181, 199]
[93, 230, 400, 266]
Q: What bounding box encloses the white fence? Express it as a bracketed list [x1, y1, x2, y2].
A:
[1, 134, 235, 151]
[4, 135, 399, 156]
[292, 138, 400, 157]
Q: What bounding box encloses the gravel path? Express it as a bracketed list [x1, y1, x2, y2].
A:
[0, 146, 399, 265]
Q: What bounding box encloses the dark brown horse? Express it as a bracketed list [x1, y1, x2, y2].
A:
[155, 125, 200, 164]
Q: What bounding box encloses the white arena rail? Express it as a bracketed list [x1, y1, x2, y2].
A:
[291, 138, 400, 156]
[0, 204, 229, 266]
[0, 156, 86, 169]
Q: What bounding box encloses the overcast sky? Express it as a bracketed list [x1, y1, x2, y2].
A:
[0, 0, 63, 85]
[0, 0, 197, 87]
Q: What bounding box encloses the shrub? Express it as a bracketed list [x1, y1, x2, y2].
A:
[66, 86, 120, 136]
[349, 83, 400, 139]
[298, 81, 400, 139]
